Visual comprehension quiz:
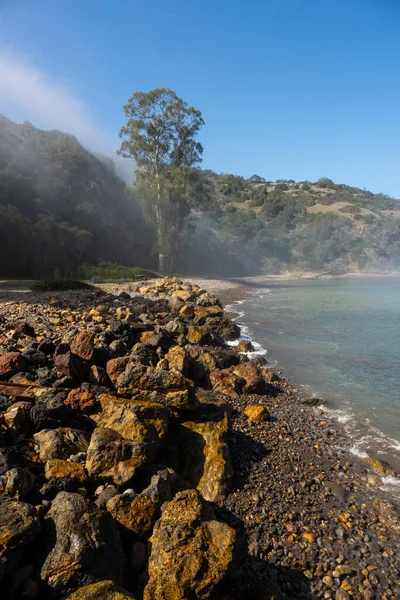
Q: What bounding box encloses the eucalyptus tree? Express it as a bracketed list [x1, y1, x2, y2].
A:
[118, 88, 205, 272]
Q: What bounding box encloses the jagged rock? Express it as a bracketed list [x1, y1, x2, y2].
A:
[141, 466, 188, 506]
[54, 351, 85, 380]
[88, 365, 108, 386]
[64, 580, 136, 600]
[164, 319, 187, 336]
[374, 498, 400, 533]
[164, 345, 190, 376]
[30, 394, 87, 432]
[144, 489, 236, 600]
[236, 339, 254, 352]
[70, 331, 95, 361]
[106, 493, 156, 541]
[65, 389, 97, 414]
[44, 459, 87, 483]
[3, 401, 32, 433]
[34, 427, 89, 462]
[96, 394, 168, 459]
[0, 497, 41, 580]
[22, 349, 47, 367]
[40, 492, 126, 595]
[45, 459, 87, 483]
[116, 364, 197, 410]
[106, 356, 143, 386]
[166, 406, 232, 502]
[3, 467, 35, 499]
[86, 428, 146, 485]
[6, 320, 35, 337]
[0, 352, 26, 380]
[210, 369, 245, 398]
[232, 360, 268, 394]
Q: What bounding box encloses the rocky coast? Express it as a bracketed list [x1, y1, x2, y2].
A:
[0, 278, 399, 600]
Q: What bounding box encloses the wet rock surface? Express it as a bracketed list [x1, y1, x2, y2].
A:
[0, 279, 398, 599]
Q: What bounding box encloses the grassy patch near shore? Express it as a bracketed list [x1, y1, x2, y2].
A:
[78, 262, 160, 282]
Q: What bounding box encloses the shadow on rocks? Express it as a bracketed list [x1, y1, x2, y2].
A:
[229, 427, 270, 491]
[212, 506, 315, 600]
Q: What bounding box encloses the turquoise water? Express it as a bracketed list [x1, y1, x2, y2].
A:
[228, 277, 400, 477]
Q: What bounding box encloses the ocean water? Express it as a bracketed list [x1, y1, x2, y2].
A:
[227, 277, 400, 489]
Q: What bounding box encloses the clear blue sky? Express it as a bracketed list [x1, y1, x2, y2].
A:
[1, 0, 400, 195]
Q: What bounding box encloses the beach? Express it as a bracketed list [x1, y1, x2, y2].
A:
[0, 278, 399, 599]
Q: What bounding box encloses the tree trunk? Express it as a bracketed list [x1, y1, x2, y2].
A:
[154, 157, 168, 273]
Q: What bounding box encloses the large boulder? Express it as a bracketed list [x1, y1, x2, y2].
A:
[34, 427, 89, 462]
[0, 497, 41, 580]
[96, 394, 168, 460]
[64, 580, 135, 600]
[116, 364, 197, 410]
[40, 492, 126, 595]
[144, 489, 236, 600]
[165, 406, 232, 502]
[86, 428, 147, 485]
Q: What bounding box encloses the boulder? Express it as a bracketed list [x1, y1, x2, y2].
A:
[232, 360, 267, 394]
[0, 497, 40, 580]
[65, 389, 97, 415]
[30, 394, 87, 432]
[116, 364, 197, 410]
[106, 357, 136, 386]
[106, 493, 156, 541]
[0, 352, 26, 380]
[166, 407, 232, 502]
[164, 345, 190, 376]
[45, 460, 87, 483]
[144, 489, 236, 600]
[40, 492, 126, 595]
[96, 394, 168, 460]
[3, 401, 32, 434]
[34, 427, 89, 462]
[210, 369, 245, 399]
[86, 428, 146, 485]
[54, 351, 85, 380]
[64, 580, 135, 600]
[70, 331, 95, 361]
[3, 467, 35, 499]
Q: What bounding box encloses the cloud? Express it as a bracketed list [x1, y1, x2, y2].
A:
[0, 45, 113, 152]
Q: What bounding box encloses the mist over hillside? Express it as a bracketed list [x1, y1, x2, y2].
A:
[1, 115, 400, 278]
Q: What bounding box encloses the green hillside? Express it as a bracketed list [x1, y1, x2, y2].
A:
[185, 172, 400, 275]
[1, 115, 400, 278]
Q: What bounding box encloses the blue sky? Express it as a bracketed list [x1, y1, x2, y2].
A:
[1, 0, 400, 195]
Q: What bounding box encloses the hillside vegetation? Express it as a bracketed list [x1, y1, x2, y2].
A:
[1, 115, 400, 277]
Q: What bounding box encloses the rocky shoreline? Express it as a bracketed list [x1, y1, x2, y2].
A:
[0, 279, 399, 600]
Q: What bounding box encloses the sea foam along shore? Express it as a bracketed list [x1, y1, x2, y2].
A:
[208, 277, 400, 504]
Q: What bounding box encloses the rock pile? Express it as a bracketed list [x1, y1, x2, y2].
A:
[0, 279, 279, 599]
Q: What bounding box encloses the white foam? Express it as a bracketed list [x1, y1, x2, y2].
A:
[381, 475, 400, 491]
